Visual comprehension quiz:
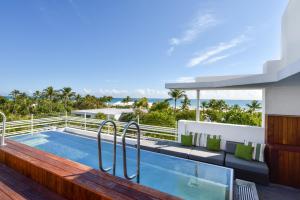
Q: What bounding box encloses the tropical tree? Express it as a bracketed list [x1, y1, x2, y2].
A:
[122, 96, 132, 105]
[10, 90, 21, 114]
[33, 90, 41, 100]
[200, 101, 208, 112]
[10, 90, 21, 101]
[207, 99, 228, 111]
[246, 100, 262, 113]
[133, 97, 149, 109]
[43, 87, 55, 101]
[60, 87, 75, 111]
[150, 100, 170, 112]
[181, 95, 191, 110]
[99, 96, 113, 106]
[168, 89, 185, 111]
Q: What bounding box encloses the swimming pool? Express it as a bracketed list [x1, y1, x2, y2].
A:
[11, 131, 233, 200]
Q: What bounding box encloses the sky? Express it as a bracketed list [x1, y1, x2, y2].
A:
[0, 0, 289, 99]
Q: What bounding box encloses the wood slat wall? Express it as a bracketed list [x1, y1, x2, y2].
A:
[265, 115, 300, 188]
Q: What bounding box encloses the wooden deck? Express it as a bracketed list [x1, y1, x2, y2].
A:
[0, 139, 180, 200]
[0, 163, 65, 200]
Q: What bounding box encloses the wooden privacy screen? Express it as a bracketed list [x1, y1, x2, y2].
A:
[265, 115, 300, 188]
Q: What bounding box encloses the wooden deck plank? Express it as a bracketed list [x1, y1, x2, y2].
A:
[0, 140, 180, 200]
[6, 140, 175, 200]
[2, 144, 132, 200]
[0, 163, 65, 200]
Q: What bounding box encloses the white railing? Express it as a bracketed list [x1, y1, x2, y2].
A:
[67, 116, 177, 140]
[0, 112, 6, 146]
[0, 115, 177, 141]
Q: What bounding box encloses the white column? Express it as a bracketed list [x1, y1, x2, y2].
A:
[196, 90, 200, 121]
[262, 88, 266, 128]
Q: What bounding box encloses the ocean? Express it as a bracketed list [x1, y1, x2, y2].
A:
[109, 98, 261, 109]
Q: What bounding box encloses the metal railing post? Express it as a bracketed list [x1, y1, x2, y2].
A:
[65, 111, 68, 128]
[31, 114, 34, 133]
[176, 120, 178, 141]
[0, 112, 6, 146]
[84, 113, 87, 130]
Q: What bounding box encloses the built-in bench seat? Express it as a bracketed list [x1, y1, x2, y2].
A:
[140, 140, 225, 166]
[224, 141, 269, 185]
[140, 139, 269, 185]
[189, 147, 225, 166]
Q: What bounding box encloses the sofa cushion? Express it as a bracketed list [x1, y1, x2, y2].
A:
[225, 154, 269, 175]
[225, 141, 243, 154]
[181, 135, 193, 146]
[189, 147, 225, 166]
[244, 141, 266, 162]
[207, 137, 221, 151]
[234, 144, 254, 161]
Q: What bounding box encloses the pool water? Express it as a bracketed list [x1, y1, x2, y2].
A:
[11, 131, 233, 200]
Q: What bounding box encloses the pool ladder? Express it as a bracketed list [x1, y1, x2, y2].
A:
[97, 120, 141, 183]
[97, 120, 117, 175]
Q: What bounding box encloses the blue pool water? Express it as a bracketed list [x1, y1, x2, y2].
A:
[11, 131, 233, 200]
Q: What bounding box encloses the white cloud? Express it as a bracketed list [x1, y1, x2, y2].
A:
[83, 88, 92, 94]
[168, 13, 218, 55]
[203, 54, 231, 64]
[135, 89, 168, 98]
[176, 77, 195, 83]
[98, 89, 129, 96]
[187, 34, 248, 67]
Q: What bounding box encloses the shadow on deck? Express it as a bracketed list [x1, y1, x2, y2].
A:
[0, 163, 65, 200]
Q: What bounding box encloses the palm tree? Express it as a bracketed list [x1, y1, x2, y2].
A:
[43, 87, 55, 101]
[33, 90, 42, 102]
[200, 101, 208, 113]
[168, 89, 185, 111]
[43, 87, 56, 112]
[75, 94, 82, 103]
[122, 96, 132, 105]
[60, 87, 75, 111]
[208, 99, 228, 111]
[10, 90, 21, 114]
[181, 95, 191, 110]
[133, 97, 149, 109]
[246, 100, 262, 113]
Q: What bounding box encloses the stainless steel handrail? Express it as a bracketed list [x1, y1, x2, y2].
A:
[97, 120, 117, 175]
[122, 121, 141, 183]
[0, 112, 6, 146]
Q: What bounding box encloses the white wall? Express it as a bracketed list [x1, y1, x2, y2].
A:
[265, 73, 300, 115]
[281, 0, 300, 68]
[263, 0, 300, 116]
[178, 120, 265, 144]
[263, 0, 300, 74]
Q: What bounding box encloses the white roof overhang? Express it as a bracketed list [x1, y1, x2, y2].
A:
[165, 59, 300, 90]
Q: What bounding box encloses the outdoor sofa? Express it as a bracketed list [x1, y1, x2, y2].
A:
[140, 139, 269, 185]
